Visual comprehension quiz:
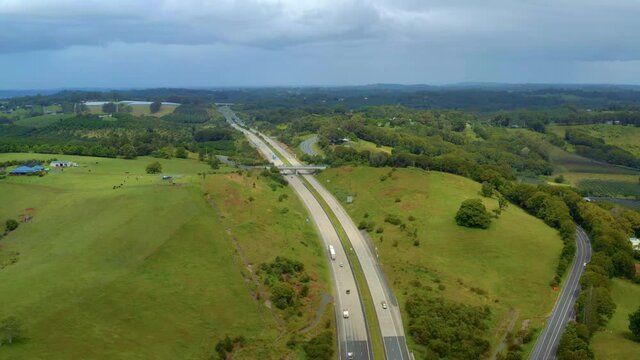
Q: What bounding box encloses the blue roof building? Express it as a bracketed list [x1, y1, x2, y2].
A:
[10, 165, 45, 175]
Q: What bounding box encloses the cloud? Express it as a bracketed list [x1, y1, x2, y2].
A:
[0, 0, 639, 62]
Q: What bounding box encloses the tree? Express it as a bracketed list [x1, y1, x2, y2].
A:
[149, 100, 162, 114]
[611, 251, 636, 279]
[630, 306, 640, 340]
[498, 196, 509, 210]
[481, 182, 494, 197]
[146, 161, 162, 174]
[0, 316, 23, 345]
[5, 219, 19, 232]
[119, 144, 137, 159]
[455, 199, 492, 229]
[102, 102, 117, 114]
[174, 147, 188, 159]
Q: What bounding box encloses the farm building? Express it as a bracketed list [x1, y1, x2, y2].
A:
[10, 165, 45, 175]
[50, 160, 78, 168]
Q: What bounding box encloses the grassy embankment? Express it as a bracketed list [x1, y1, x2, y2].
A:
[317, 166, 564, 357]
[0, 153, 330, 359]
[344, 139, 392, 154]
[591, 279, 640, 359]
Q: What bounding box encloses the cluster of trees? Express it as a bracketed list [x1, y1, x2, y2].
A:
[406, 293, 491, 359]
[258, 257, 311, 310]
[455, 199, 492, 229]
[565, 129, 640, 168]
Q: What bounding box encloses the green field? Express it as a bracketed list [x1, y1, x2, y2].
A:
[87, 103, 178, 117]
[0, 153, 330, 359]
[544, 144, 640, 197]
[549, 124, 640, 157]
[344, 139, 392, 154]
[12, 114, 74, 128]
[591, 279, 640, 360]
[317, 166, 564, 356]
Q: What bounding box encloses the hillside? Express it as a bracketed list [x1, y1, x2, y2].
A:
[0, 154, 330, 359]
[317, 166, 564, 357]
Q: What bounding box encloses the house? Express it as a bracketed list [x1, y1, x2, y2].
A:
[50, 160, 78, 168]
[10, 165, 45, 175]
[630, 237, 640, 251]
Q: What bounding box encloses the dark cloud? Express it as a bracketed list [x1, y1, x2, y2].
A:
[1, 0, 640, 87]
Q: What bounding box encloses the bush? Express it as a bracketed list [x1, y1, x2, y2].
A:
[629, 306, 640, 341]
[5, 219, 19, 232]
[303, 331, 334, 360]
[384, 214, 403, 226]
[455, 199, 492, 229]
[146, 161, 162, 174]
[0, 316, 23, 346]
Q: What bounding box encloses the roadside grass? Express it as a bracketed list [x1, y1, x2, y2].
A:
[300, 176, 386, 360]
[591, 279, 640, 360]
[0, 153, 330, 359]
[549, 124, 640, 157]
[317, 166, 564, 357]
[202, 171, 331, 334]
[13, 114, 73, 128]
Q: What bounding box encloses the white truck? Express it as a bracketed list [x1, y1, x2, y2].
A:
[328, 245, 336, 260]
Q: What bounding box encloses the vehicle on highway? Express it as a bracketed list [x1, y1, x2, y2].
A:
[339, 262, 344, 267]
[381, 301, 387, 309]
[347, 351, 354, 359]
[583, 262, 587, 266]
[343, 309, 350, 318]
[329, 245, 336, 260]
[346, 289, 350, 294]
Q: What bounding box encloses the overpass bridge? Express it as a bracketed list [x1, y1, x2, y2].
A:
[278, 165, 327, 174]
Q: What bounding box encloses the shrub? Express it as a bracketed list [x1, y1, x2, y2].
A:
[146, 161, 162, 174]
[384, 214, 403, 226]
[5, 219, 19, 232]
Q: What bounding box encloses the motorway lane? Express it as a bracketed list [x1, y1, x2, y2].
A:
[261, 135, 411, 360]
[529, 226, 592, 360]
[220, 106, 371, 360]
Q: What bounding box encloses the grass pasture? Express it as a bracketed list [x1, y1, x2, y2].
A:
[591, 279, 640, 360]
[345, 139, 393, 154]
[86, 103, 178, 117]
[0, 153, 330, 359]
[317, 166, 564, 357]
[545, 144, 640, 197]
[549, 124, 640, 157]
[12, 114, 74, 128]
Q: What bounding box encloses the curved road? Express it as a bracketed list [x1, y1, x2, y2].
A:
[260, 130, 411, 360]
[529, 225, 592, 360]
[220, 106, 372, 360]
[300, 135, 320, 157]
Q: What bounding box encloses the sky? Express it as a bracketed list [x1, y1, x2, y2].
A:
[1, 0, 640, 89]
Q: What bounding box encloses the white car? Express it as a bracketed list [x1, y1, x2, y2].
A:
[343, 309, 350, 318]
[347, 352, 354, 359]
[381, 301, 388, 309]
[339, 263, 344, 267]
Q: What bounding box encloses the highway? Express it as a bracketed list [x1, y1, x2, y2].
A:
[220, 106, 372, 360]
[529, 225, 592, 360]
[260, 128, 411, 360]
